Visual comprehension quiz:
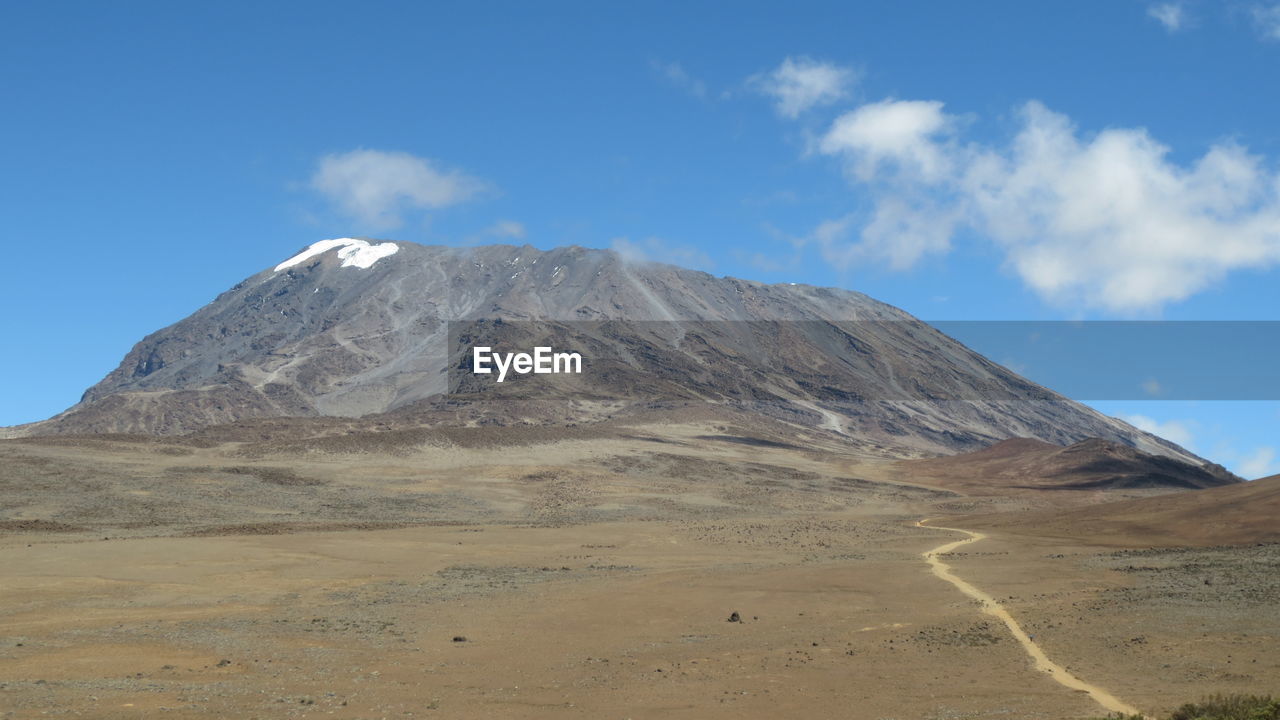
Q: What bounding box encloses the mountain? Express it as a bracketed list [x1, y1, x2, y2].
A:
[6, 238, 1200, 462]
[901, 437, 1240, 495]
[955, 473, 1278, 547]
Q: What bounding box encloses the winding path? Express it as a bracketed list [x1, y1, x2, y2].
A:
[917, 519, 1146, 718]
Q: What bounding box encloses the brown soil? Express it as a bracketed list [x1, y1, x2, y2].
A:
[1, 423, 1276, 719]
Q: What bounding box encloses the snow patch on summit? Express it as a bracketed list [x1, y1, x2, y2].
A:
[274, 238, 400, 272]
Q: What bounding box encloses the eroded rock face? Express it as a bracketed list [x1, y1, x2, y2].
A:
[20, 240, 1194, 462]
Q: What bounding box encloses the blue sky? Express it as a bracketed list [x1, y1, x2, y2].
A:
[2, 1, 1277, 476]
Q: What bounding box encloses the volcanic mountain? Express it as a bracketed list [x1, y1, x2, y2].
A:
[5, 238, 1200, 461]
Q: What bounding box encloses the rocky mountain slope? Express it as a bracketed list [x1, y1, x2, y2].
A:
[7, 239, 1200, 461]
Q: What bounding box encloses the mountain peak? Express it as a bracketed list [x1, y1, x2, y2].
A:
[274, 238, 400, 272]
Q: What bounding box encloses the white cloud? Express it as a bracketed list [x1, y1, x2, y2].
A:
[1122, 414, 1196, 449]
[611, 236, 713, 270]
[820, 100, 953, 182]
[653, 60, 707, 99]
[1252, 4, 1280, 40]
[1147, 3, 1187, 32]
[968, 103, 1280, 311]
[1239, 446, 1278, 478]
[800, 214, 858, 268]
[800, 204, 958, 272]
[814, 99, 1280, 313]
[311, 149, 486, 229]
[752, 57, 855, 118]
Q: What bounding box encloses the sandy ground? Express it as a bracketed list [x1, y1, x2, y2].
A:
[1, 422, 1276, 719]
[918, 522, 1142, 716]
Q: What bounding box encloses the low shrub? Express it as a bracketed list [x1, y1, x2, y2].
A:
[1169, 694, 1280, 720]
[1097, 695, 1280, 720]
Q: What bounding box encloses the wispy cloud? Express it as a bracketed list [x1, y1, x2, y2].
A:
[310, 149, 486, 229]
[462, 219, 527, 245]
[1252, 3, 1280, 40]
[652, 60, 707, 99]
[611, 236, 713, 270]
[751, 57, 855, 118]
[485, 220, 526, 239]
[1240, 446, 1278, 478]
[736, 223, 808, 274]
[735, 249, 798, 273]
[1147, 2, 1187, 32]
[814, 98, 1280, 313]
[791, 214, 854, 267]
[1122, 414, 1196, 449]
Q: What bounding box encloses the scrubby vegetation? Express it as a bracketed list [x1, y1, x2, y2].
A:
[1099, 695, 1280, 720]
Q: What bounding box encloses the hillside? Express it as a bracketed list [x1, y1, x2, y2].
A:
[901, 437, 1239, 495]
[955, 473, 1280, 546]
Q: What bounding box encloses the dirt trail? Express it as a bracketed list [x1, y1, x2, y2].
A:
[917, 519, 1147, 718]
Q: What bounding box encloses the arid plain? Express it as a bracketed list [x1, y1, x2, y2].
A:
[2, 416, 1276, 720]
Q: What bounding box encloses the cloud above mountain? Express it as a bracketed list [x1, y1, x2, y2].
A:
[1122, 413, 1196, 449]
[813, 98, 1280, 313]
[1239, 446, 1278, 478]
[311, 149, 487, 229]
[611, 236, 714, 270]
